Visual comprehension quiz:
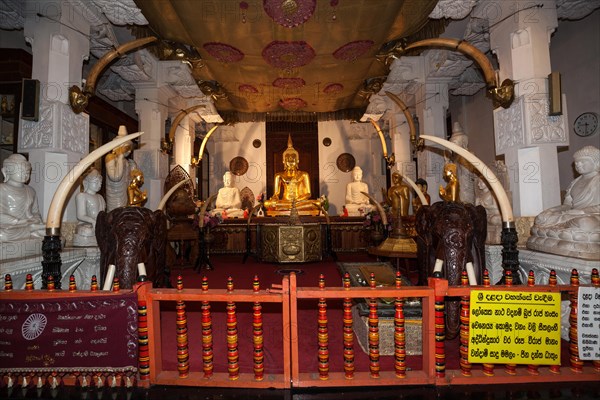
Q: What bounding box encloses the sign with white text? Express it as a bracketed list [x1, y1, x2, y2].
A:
[577, 287, 600, 360]
[468, 290, 561, 365]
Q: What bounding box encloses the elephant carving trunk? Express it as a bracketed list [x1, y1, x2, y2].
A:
[96, 206, 168, 289]
[416, 201, 487, 339]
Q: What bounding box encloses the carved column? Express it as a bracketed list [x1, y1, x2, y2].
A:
[489, 0, 568, 218]
[134, 84, 174, 210]
[20, 0, 91, 222]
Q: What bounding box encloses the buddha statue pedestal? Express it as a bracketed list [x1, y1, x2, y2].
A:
[266, 208, 321, 217]
[260, 224, 322, 263]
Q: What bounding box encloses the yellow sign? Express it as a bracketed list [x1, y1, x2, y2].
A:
[468, 290, 561, 365]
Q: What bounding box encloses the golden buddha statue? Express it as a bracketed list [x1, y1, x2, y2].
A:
[439, 163, 460, 202]
[263, 135, 321, 213]
[128, 168, 148, 207]
[387, 171, 410, 217]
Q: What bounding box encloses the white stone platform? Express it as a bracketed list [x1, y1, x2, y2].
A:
[0, 247, 101, 290]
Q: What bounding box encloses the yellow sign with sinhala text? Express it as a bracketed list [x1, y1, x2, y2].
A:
[468, 290, 561, 365]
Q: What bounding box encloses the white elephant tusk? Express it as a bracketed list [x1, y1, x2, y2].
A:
[46, 131, 143, 234]
[102, 264, 116, 291]
[465, 262, 477, 285]
[369, 118, 388, 158]
[157, 179, 192, 211]
[197, 125, 219, 163]
[420, 134, 513, 223]
[433, 258, 443, 274]
[361, 191, 388, 226]
[401, 174, 428, 208]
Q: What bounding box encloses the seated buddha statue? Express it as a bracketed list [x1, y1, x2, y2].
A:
[344, 166, 372, 216]
[263, 135, 322, 213]
[210, 171, 245, 218]
[527, 145, 600, 260]
[439, 163, 460, 202]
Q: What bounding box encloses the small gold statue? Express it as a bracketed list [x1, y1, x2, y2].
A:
[263, 135, 321, 212]
[387, 171, 410, 217]
[128, 168, 147, 207]
[439, 163, 460, 202]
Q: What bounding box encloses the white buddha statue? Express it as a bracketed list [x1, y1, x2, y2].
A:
[527, 145, 600, 260]
[73, 169, 106, 247]
[210, 171, 245, 218]
[105, 125, 137, 212]
[0, 154, 45, 241]
[344, 166, 372, 216]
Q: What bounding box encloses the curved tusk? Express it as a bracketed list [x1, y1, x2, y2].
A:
[385, 91, 422, 150]
[157, 179, 192, 211]
[420, 134, 513, 222]
[167, 104, 206, 144]
[401, 174, 428, 207]
[198, 194, 218, 228]
[361, 191, 388, 226]
[46, 132, 144, 233]
[197, 125, 219, 163]
[369, 118, 388, 158]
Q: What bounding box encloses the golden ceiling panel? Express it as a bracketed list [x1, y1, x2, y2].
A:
[134, 0, 438, 116]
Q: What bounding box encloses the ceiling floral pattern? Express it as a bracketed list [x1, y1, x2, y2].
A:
[273, 78, 306, 89]
[203, 43, 245, 63]
[279, 98, 308, 111]
[333, 40, 375, 62]
[263, 0, 317, 28]
[262, 41, 316, 69]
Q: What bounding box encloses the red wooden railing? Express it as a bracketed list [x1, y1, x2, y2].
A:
[1, 268, 599, 389]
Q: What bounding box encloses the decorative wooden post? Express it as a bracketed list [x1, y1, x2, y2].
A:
[317, 274, 329, 380]
[112, 277, 120, 292]
[25, 274, 33, 291]
[503, 270, 517, 375]
[47, 275, 55, 291]
[226, 276, 239, 380]
[434, 277, 445, 378]
[201, 276, 213, 378]
[481, 269, 494, 376]
[592, 268, 600, 372]
[569, 269, 583, 373]
[547, 269, 561, 374]
[90, 275, 98, 291]
[342, 273, 355, 379]
[368, 272, 380, 378]
[138, 300, 150, 381]
[525, 270, 539, 375]
[459, 270, 471, 376]
[68, 275, 77, 292]
[4, 274, 12, 291]
[394, 271, 406, 378]
[252, 275, 264, 381]
[176, 275, 189, 378]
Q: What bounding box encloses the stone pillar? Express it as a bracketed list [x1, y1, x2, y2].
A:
[415, 80, 450, 204]
[171, 99, 198, 179]
[489, 0, 568, 217]
[20, 0, 90, 223]
[134, 84, 173, 211]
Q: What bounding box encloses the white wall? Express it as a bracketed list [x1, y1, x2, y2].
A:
[550, 9, 600, 193]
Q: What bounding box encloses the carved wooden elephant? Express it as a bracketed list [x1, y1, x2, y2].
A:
[96, 206, 169, 289]
[415, 201, 487, 339]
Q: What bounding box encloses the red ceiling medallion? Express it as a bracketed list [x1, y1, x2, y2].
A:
[273, 77, 305, 89]
[323, 83, 343, 94]
[332, 40, 374, 62]
[263, 0, 316, 28]
[262, 41, 316, 69]
[203, 42, 245, 63]
[239, 84, 259, 94]
[279, 97, 307, 111]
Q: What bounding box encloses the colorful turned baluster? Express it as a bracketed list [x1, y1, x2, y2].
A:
[90, 275, 98, 291]
[226, 276, 239, 380]
[526, 270, 540, 375]
[252, 275, 264, 381]
[503, 270, 517, 375]
[4, 274, 12, 291]
[547, 270, 561, 374]
[368, 272, 380, 378]
[592, 268, 600, 372]
[201, 276, 213, 378]
[68, 275, 77, 292]
[317, 274, 329, 380]
[342, 273, 355, 379]
[481, 269, 494, 376]
[137, 300, 150, 381]
[25, 274, 33, 291]
[175, 275, 189, 378]
[459, 270, 471, 377]
[394, 271, 406, 378]
[112, 277, 120, 292]
[434, 277, 445, 378]
[569, 269, 583, 373]
[47, 275, 55, 291]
